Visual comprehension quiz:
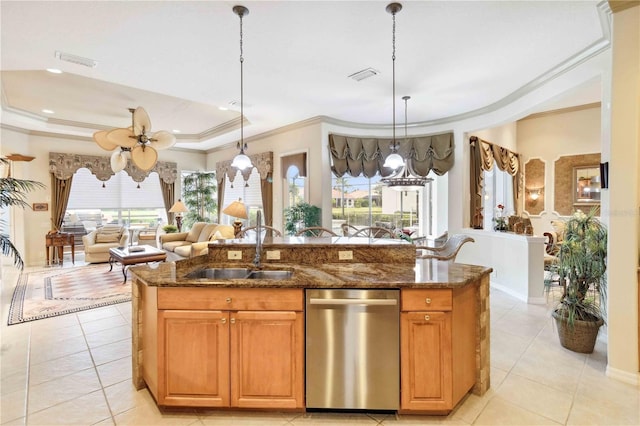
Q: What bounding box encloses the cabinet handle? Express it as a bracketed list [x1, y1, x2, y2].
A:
[424, 315, 430, 321]
[221, 318, 227, 324]
[230, 318, 236, 324]
[226, 297, 232, 303]
[425, 297, 432, 304]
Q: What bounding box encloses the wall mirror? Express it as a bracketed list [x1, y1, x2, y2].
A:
[573, 166, 601, 205]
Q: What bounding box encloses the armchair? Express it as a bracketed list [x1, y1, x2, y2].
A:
[82, 225, 128, 263]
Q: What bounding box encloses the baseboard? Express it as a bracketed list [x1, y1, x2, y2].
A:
[527, 296, 547, 305]
[606, 365, 640, 386]
[490, 282, 527, 303]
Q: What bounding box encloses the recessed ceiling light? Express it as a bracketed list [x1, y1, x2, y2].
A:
[172, 129, 181, 133]
[46, 68, 63, 74]
[219, 106, 229, 111]
[42, 109, 55, 114]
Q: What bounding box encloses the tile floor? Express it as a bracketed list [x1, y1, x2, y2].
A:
[1, 254, 639, 425]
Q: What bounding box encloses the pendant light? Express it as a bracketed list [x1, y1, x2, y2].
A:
[230, 5, 253, 171]
[382, 2, 404, 171]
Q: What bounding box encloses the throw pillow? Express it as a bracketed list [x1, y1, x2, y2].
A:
[209, 224, 235, 240]
[186, 222, 207, 243]
[197, 223, 218, 242]
[96, 233, 120, 243]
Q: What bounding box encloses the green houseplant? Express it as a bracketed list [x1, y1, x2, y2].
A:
[0, 158, 45, 269]
[284, 202, 321, 236]
[550, 208, 607, 353]
[182, 171, 217, 230]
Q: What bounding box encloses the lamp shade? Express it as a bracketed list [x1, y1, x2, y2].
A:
[169, 199, 188, 214]
[231, 153, 252, 170]
[222, 199, 248, 219]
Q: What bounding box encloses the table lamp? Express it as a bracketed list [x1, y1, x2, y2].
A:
[169, 199, 188, 232]
[222, 198, 248, 236]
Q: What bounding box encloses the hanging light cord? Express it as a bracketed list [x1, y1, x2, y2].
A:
[391, 8, 397, 151]
[239, 9, 245, 153]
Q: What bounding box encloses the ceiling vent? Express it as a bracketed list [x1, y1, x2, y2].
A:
[54, 51, 98, 68]
[348, 68, 380, 82]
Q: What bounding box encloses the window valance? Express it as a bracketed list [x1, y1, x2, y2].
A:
[216, 151, 273, 185]
[48, 152, 178, 184]
[328, 132, 454, 178]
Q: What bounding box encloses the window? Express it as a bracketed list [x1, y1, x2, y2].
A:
[331, 174, 433, 237]
[285, 165, 306, 209]
[65, 168, 167, 228]
[482, 167, 514, 230]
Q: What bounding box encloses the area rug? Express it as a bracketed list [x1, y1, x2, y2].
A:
[7, 264, 130, 325]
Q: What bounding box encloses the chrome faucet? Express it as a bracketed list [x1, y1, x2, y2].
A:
[253, 210, 262, 268]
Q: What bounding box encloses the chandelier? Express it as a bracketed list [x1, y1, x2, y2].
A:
[93, 106, 176, 172]
[230, 5, 253, 171]
[382, 96, 432, 191]
[381, 3, 430, 192]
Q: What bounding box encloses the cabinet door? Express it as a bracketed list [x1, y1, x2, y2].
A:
[158, 310, 230, 407]
[401, 311, 452, 412]
[230, 310, 304, 409]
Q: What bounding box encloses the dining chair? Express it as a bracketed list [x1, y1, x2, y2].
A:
[351, 227, 397, 238]
[236, 225, 282, 238]
[294, 227, 338, 237]
[416, 234, 474, 261]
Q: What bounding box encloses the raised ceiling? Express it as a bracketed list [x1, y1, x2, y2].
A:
[0, 1, 608, 151]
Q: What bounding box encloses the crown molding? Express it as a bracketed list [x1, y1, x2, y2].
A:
[519, 102, 601, 121]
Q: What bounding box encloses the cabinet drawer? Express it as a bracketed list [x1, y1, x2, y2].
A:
[401, 289, 452, 311]
[158, 288, 304, 311]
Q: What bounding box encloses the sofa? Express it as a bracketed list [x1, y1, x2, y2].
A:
[82, 225, 128, 263]
[159, 222, 236, 259]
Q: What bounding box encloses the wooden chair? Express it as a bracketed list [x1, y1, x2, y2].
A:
[236, 225, 282, 238]
[295, 227, 337, 237]
[351, 226, 397, 238]
[341, 223, 359, 236]
[416, 234, 474, 261]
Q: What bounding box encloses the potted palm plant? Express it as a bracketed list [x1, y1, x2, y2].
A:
[550, 208, 607, 353]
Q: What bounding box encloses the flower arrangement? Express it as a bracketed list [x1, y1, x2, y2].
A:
[493, 204, 507, 231]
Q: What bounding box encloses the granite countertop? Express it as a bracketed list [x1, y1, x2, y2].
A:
[130, 258, 491, 290]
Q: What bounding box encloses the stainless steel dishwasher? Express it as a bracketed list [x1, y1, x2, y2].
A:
[305, 289, 399, 410]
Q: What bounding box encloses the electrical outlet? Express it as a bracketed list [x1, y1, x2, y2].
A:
[338, 250, 353, 260]
[266, 250, 281, 260]
[227, 250, 242, 260]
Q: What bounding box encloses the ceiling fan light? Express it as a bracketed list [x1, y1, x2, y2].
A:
[110, 150, 128, 172]
[383, 152, 404, 169]
[231, 152, 252, 170]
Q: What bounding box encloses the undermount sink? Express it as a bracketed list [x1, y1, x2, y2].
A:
[247, 270, 293, 280]
[185, 268, 252, 279]
[185, 268, 293, 280]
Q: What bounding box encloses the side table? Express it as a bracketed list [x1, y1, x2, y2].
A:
[46, 231, 75, 266]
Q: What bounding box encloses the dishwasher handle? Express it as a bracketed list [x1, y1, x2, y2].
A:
[309, 298, 397, 306]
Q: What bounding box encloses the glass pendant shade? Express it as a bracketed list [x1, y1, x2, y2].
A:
[384, 152, 404, 169]
[231, 152, 252, 170]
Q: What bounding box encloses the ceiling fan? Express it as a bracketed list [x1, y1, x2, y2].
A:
[93, 106, 176, 172]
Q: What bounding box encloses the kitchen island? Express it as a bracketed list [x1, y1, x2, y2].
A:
[130, 236, 491, 414]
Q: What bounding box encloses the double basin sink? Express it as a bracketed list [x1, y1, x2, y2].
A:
[185, 267, 293, 280]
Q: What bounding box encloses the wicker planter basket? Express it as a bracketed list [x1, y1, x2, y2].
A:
[552, 310, 604, 354]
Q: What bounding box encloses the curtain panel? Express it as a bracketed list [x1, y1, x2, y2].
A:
[50, 174, 73, 231]
[469, 136, 523, 228]
[328, 132, 454, 178]
[216, 151, 273, 226]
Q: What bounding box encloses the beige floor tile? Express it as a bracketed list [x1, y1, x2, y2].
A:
[28, 368, 102, 414]
[26, 389, 112, 425]
[1, 370, 28, 395]
[384, 413, 470, 424]
[199, 410, 292, 425]
[90, 338, 132, 366]
[495, 373, 573, 424]
[85, 325, 130, 349]
[96, 356, 131, 388]
[489, 367, 508, 388]
[29, 334, 89, 366]
[30, 322, 83, 344]
[473, 396, 561, 425]
[77, 305, 122, 323]
[0, 388, 27, 424]
[28, 350, 94, 386]
[290, 412, 378, 424]
[0, 417, 26, 426]
[490, 329, 532, 371]
[113, 400, 199, 425]
[450, 390, 496, 424]
[103, 379, 150, 416]
[81, 314, 128, 335]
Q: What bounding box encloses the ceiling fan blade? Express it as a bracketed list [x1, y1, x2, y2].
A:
[110, 150, 128, 172]
[93, 130, 118, 151]
[106, 127, 137, 148]
[131, 145, 158, 171]
[150, 130, 176, 150]
[132, 106, 151, 136]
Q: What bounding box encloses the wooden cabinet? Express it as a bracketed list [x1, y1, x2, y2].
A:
[145, 288, 304, 409]
[400, 285, 476, 413]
